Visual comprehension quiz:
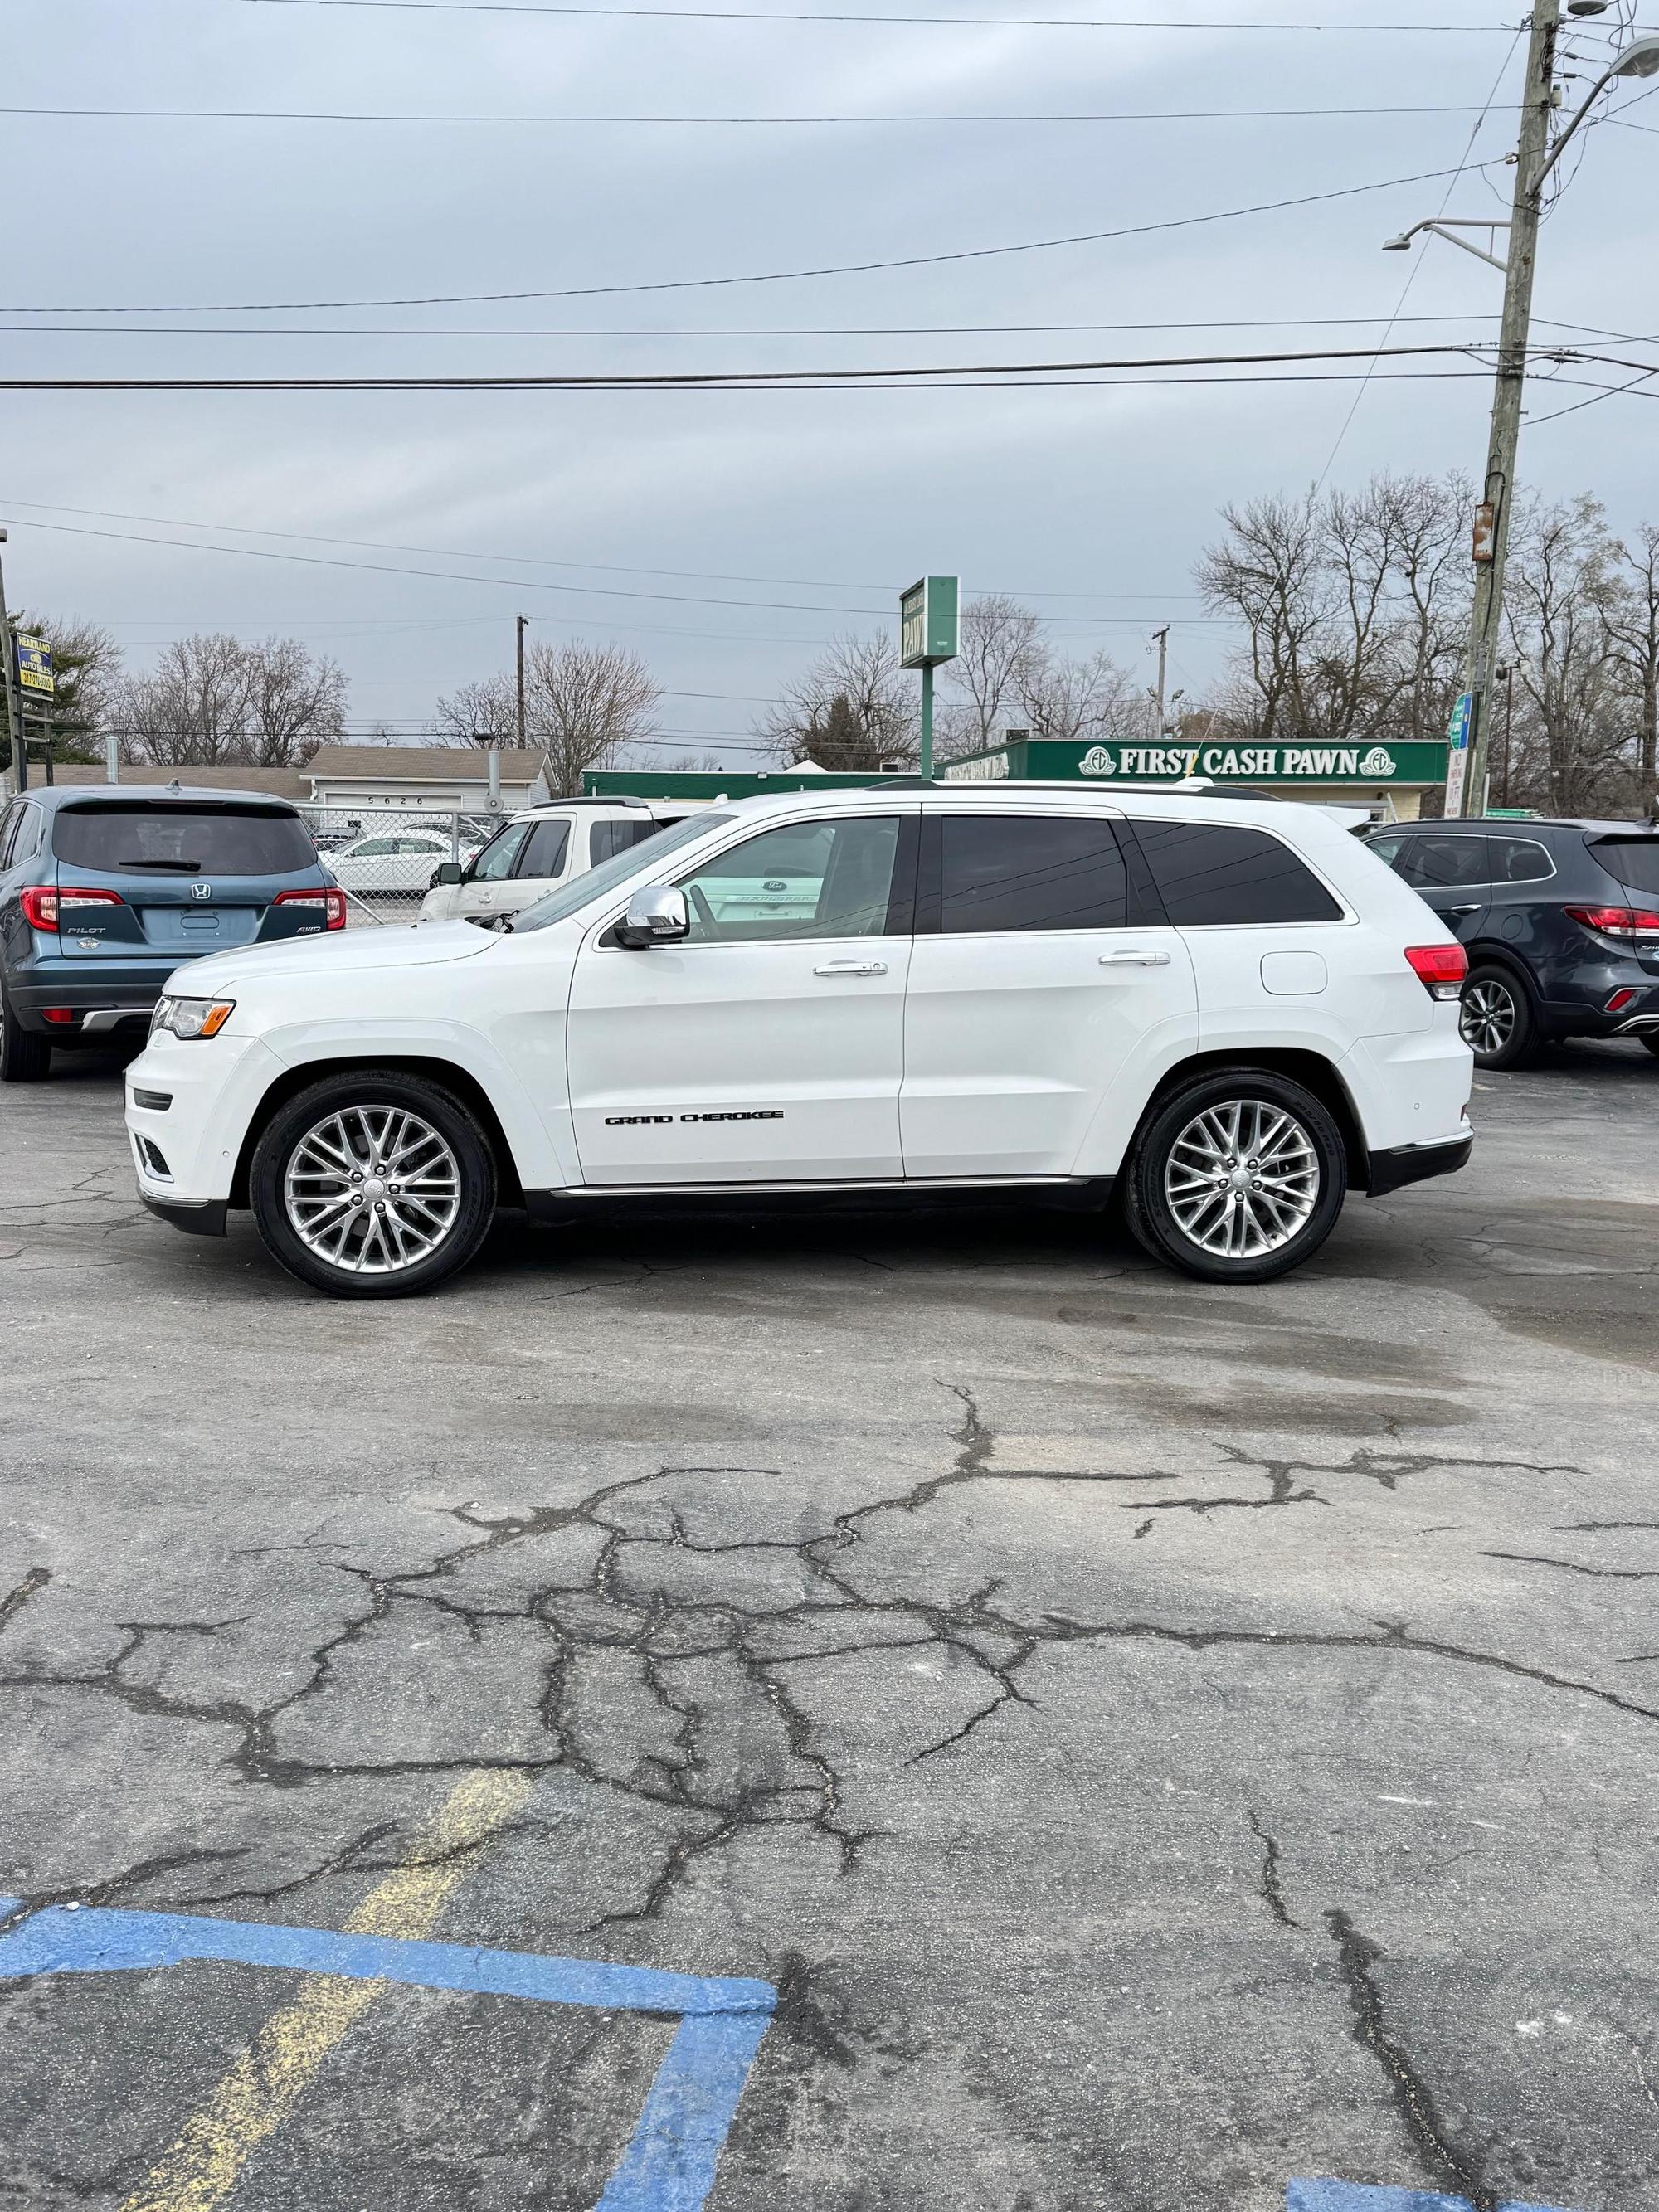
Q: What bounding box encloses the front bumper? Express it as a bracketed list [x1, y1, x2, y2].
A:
[139, 1194, 230, 1237]
[125, 1032, 284, 1213]
[1366, 1127, 1474, 1198]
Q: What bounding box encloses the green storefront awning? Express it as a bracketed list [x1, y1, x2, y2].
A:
[940, 737, 1449, 785]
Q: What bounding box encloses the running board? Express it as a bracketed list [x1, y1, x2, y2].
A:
[523, 1174, 1110, 1219]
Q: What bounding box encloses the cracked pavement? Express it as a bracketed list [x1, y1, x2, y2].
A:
[2, 1045, 1657, 2210]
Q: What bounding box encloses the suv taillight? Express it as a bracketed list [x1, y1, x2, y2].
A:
[1404, 943, 1468, 999]
[1564, 904, 1659, 943]
[274, 887, 347, 931]
[20, 886, 124, 931]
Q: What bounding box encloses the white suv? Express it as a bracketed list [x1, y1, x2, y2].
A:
[418, 798, 703, 929]
[124, 786, 1474, 1298]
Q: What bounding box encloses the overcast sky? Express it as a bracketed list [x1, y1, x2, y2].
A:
[4, 0, 1657, 761]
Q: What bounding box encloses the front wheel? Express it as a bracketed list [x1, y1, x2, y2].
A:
[1459, 964, 1536, 1070]
[250, 1071, 497, 1297]
[1123, 1072, 1347, 1285]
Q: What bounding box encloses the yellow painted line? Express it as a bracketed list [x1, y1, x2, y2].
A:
[120, 1767, 533, 2212]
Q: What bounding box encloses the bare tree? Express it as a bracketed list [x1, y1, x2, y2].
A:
[522, 639, 659, 795]
[430, 676, 514, 748]
[939, 595, 1041, 754]
[111, 634, 347, 767]
[1503, 495, 1633, 814]
[1196, 494, 1329, 739]
[758, 633, 917, 769]
[1019, 647, 1141, 746]
[244, 636, 347, 766]
[1607, 521, 1659, 805]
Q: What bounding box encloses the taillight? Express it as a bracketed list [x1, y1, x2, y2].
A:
[20, 886, 124, 931]
[1564, 905, 1659, 943]
[1404, 942, 1469, 1000]
[274, 887, 347, 931]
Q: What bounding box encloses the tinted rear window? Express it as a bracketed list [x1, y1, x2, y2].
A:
[939, 815, 1127, 933]
[1133, 820, 1342, 925]
[1592, 837, 1659, 897]
[53, 804, 315, 876]
[589, 818, 663, 865]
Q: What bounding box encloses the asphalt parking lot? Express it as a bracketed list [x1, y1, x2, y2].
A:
[2, 1044, 1656, 2212]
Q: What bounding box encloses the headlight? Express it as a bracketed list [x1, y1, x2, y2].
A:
[150, 995, 236, 1041]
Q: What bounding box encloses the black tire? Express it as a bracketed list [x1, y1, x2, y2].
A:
[1123, 1068, 1347, 1286]
[0, 985, 52, 1082]
[1642, 1033, 1659, 1061]
[250, 1069, 497, 1299]
[1458, 962, 1537, 1070]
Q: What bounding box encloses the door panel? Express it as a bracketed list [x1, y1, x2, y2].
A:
[567, 812, 917, 1186]
[901, 811, 1196, 1179]
[1385, 833, 1492, 944]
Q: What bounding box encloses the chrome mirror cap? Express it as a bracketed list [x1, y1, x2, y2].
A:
[617, 884, 689, 948]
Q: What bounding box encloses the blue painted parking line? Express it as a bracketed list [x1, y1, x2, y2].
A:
[1289, 2180, 1582, 2212]
[0, 1894, 776, 2211]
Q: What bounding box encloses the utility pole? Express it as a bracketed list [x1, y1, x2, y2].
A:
[1461, 0, 1560, 818]
[0, 530, 22, 794]
[515, 615, 528, 751]
[1151, 625, 1170, 740]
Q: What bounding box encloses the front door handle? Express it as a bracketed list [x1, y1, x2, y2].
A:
[815, 960, 888, 977]
[1099, 948, 1172, 967]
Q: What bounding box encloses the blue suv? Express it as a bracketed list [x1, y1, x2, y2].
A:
[1364, 816, 1659, 1069]
[0, 785, 343, 1081]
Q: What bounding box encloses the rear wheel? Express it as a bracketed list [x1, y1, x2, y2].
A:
[251, 1071, 497, 1298]
[1124, 1070, 1347, 1285]
[1642, 1033, 1659, 1061]
[1459, 963, 1537, 1070]
[0, 987, 52, 1082]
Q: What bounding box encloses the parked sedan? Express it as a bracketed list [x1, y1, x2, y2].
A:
[1364, 817, 1659, 1067]
[324, 829, 475, 901]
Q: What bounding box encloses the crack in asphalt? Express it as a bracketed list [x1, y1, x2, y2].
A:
[1325, 1906, 1494, 2210]
[1481, 1550, 1659, 1582]
[0, 1402, 1648, 1949]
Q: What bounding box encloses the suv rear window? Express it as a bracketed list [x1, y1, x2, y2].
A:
[52, 803, 315, 876]
[1132, 820, 1342, 925]
[1591, 836, 1659, 897]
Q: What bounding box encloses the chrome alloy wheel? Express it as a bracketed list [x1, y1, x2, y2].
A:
[1459, 978, 1516, 1058]
[1164, 1099, 1321, 1260]
[282, 1106, 461, 1275]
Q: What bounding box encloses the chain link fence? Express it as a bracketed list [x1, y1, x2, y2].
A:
[296, 806, 508, 925]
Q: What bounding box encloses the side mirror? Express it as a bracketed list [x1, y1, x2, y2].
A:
[434, 861, 464, 886]
[616, 884, 689, 949]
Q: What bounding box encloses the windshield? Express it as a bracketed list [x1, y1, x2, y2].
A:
[509, 811, 736, 932]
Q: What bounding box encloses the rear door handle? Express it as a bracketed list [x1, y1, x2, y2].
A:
[815, 960, 888, 977]
[1099, 948, 1172, 967]
[1443, 903, 1482, 916]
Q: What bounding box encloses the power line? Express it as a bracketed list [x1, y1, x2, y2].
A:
[240, 0, 1516, 30]
[0, 159, 1498, 314]
[0, 101, 1499, 126]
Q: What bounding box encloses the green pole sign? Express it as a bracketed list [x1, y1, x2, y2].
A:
[899, 576, 958, 778]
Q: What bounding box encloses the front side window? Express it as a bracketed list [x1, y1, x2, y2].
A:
[469, 821, 533, 882]
[516, 819, 572, 878]
[1132, 820, 1343, 925]
[937, 814, 1127, 933]
[679, 817, 903, 943]
[53, 803, 315, 877]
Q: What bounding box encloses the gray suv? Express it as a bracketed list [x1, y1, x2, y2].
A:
[1364, 818, 1659, 1068]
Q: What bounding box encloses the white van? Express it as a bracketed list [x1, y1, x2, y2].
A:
[417, 798, 707, 929]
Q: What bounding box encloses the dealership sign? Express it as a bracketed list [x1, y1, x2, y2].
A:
[942, 737, 1448, 786]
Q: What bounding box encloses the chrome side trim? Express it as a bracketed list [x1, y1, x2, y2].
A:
[542, 1174, 1093, 1199]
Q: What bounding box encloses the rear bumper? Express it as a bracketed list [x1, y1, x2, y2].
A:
[140, 1194, 229, 1238]
[1366, 1128, 1474, 1198]
[8, 962, 176, 1034]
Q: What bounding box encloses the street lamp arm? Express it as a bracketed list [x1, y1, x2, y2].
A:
[1535, 35, 1659, 192]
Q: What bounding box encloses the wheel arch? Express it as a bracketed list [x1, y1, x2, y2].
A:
[1126, 1048, 1370, 1194]
[1462, 941, 1542, 1014]
[231, 1055, 527, 1209]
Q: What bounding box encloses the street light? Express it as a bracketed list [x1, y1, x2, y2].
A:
[1535, 34, 1659, 191]
[1380, 218, 1511, 271]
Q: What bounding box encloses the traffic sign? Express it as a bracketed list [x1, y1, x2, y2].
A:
[899, 576, 959, 670]
[15, 634, 53, 698]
